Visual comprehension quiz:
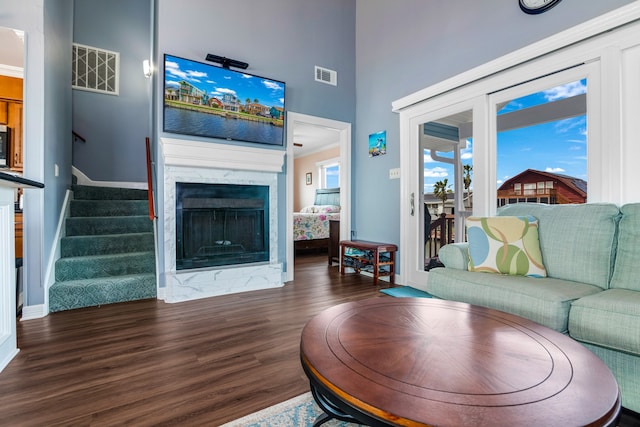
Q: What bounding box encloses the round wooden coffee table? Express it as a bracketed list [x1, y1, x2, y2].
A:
[300, 298, 621, 427]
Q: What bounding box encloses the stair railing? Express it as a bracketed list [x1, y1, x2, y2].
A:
[145, 137, 156, 221]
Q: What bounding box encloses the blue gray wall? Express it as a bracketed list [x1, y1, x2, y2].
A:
[72, 0, 152, 183]
[155, 0, 357, 278]
[353, 0, 634, 270]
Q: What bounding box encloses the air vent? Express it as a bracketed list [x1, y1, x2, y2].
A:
[72, 43, 119, 95]
[315, 66, 337, 86]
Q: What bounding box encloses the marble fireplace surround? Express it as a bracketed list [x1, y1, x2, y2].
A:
[161, 137, 285, 303]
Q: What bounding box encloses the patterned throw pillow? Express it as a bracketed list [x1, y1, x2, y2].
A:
[466, 215, 547, 277]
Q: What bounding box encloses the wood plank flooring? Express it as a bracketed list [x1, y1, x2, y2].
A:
[0, 255, 386, 426]
[1, 254, 638, 426]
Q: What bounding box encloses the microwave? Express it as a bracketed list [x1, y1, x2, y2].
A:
[0, 124, 8, 167]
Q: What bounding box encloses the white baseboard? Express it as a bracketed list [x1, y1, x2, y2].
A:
[21, 304, 46, 320]
[72, 166, 147, 190]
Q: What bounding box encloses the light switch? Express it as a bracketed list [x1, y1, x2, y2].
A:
[389, 168, 401, 179]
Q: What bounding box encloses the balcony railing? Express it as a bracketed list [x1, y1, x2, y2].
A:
[426, 213, 455, 260]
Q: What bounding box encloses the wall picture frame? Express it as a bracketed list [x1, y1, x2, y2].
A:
[306, 172, 312, 185]
[369, 130, 387, 157]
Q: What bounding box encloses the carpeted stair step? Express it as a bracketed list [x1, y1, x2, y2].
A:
[70, 199, 150, 217]
[61, 232, 154, 257]
[72, 184, 148, 201]
[66, 215, 152, 236]
[49, 273, 157, 312]
[55, 251, 155, 281]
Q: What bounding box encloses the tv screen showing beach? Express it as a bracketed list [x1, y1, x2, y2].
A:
[163, 54, 286, 146]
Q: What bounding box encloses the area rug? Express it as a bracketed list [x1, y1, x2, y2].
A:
[380, 286, 432, 298]
[219, 392, 364, 426]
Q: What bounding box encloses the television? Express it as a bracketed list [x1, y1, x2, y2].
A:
[163, 54, 286, 146]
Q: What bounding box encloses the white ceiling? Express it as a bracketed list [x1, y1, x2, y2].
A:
[292, 122, 340, 158]
[0, 27, 24, 68]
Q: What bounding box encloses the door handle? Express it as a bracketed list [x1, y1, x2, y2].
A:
[410, 193, 415, 216]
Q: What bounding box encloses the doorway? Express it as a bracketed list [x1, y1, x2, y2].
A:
[285, 112, 351, 282]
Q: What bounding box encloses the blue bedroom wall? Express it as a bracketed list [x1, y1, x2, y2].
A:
[353, 0, 635, 274]
[72, 0, 152, 183]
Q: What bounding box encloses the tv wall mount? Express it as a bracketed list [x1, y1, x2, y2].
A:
[205, 54, 249, 70]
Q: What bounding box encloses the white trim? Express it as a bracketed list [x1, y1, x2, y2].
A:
[392, 2, 640, 112]
[41, 189, 72, 317]
[19, 304, 46, 321]
[72, 166, 147, 190]
[0, 64, 23, 78]
[286, 112, 352, 282]
[160, 137, 285, 173]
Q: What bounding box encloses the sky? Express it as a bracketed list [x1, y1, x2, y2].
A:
[423, 79, 587, 194]
[164, 55, 285, 108]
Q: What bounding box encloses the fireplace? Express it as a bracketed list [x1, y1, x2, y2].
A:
[176, 182, 269, 270]
[161, 137, 285, 303]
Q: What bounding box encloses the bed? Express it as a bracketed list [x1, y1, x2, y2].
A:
[294, 188, 340, 254]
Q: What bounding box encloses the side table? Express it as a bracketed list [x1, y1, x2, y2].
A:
[339, 240, 397, 285]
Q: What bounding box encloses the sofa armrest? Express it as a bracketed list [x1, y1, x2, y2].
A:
[438, 243, 469, 271]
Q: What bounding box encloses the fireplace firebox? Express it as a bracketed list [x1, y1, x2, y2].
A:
[176, 182, 269, 270]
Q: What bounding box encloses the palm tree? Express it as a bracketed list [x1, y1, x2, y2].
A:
[463, 164, 473, 209]
[433, 178, 452, 215]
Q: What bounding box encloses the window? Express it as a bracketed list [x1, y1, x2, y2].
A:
[495, 77, 588, 206]
[317, 157, 340, 189]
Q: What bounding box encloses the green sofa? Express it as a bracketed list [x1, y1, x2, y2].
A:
[427, 202, 640, 413]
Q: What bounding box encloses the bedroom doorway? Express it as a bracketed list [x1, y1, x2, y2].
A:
[285, 112, 352, 282]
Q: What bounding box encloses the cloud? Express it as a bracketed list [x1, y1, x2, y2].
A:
[544, 80, 586, 101]
[263, 80, 283, 91]
[165, 60, 187, 79]
[424, 166, 448, 178]
[555, 116, 586, 134]
[241, 74, 253, 79]
[187, 70, 207, 79]
[217, 87, 238, 97]
[545, 167, 565, 173]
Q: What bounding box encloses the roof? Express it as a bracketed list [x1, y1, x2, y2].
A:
[498, 169, 587, 196]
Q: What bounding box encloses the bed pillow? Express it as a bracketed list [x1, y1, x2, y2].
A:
[300, 206, 317, 213]
[314, 205, 340, 213]
[466, 215, 546, 277]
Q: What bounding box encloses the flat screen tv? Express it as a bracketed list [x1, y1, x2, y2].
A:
[163, 54, 286, 146]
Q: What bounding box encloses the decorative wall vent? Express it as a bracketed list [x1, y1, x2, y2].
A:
[72, 43, 119, 95]
[315, 66, 337, 86]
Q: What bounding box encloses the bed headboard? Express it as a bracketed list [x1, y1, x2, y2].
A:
[314, 187, 340, 206]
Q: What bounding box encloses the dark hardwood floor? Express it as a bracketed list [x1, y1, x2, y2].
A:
[1, 253, 638, 426]
[0, 254, 386, 426]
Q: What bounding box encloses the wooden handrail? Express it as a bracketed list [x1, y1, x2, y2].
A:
[145, 137, 156, 221]
[72, 131, 86, 143]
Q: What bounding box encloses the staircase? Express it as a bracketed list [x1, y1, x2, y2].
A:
[49, 185, 157, 312]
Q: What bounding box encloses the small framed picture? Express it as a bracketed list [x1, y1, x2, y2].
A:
[369, 130, 387, 157]
[306, 172, 312, 185]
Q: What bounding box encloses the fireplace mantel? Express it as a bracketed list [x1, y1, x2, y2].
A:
[161, 137, 285, 173]
[160, 137, 284, 303]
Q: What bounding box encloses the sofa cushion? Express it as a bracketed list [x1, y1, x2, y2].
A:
[610, 203, 640, 291]
[427, 268, 602, 333]
[466, 215, 546, 277]
[569, 289, 640, 356]
[438, 243, 469, 271]
[497, 203, 620, 289]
